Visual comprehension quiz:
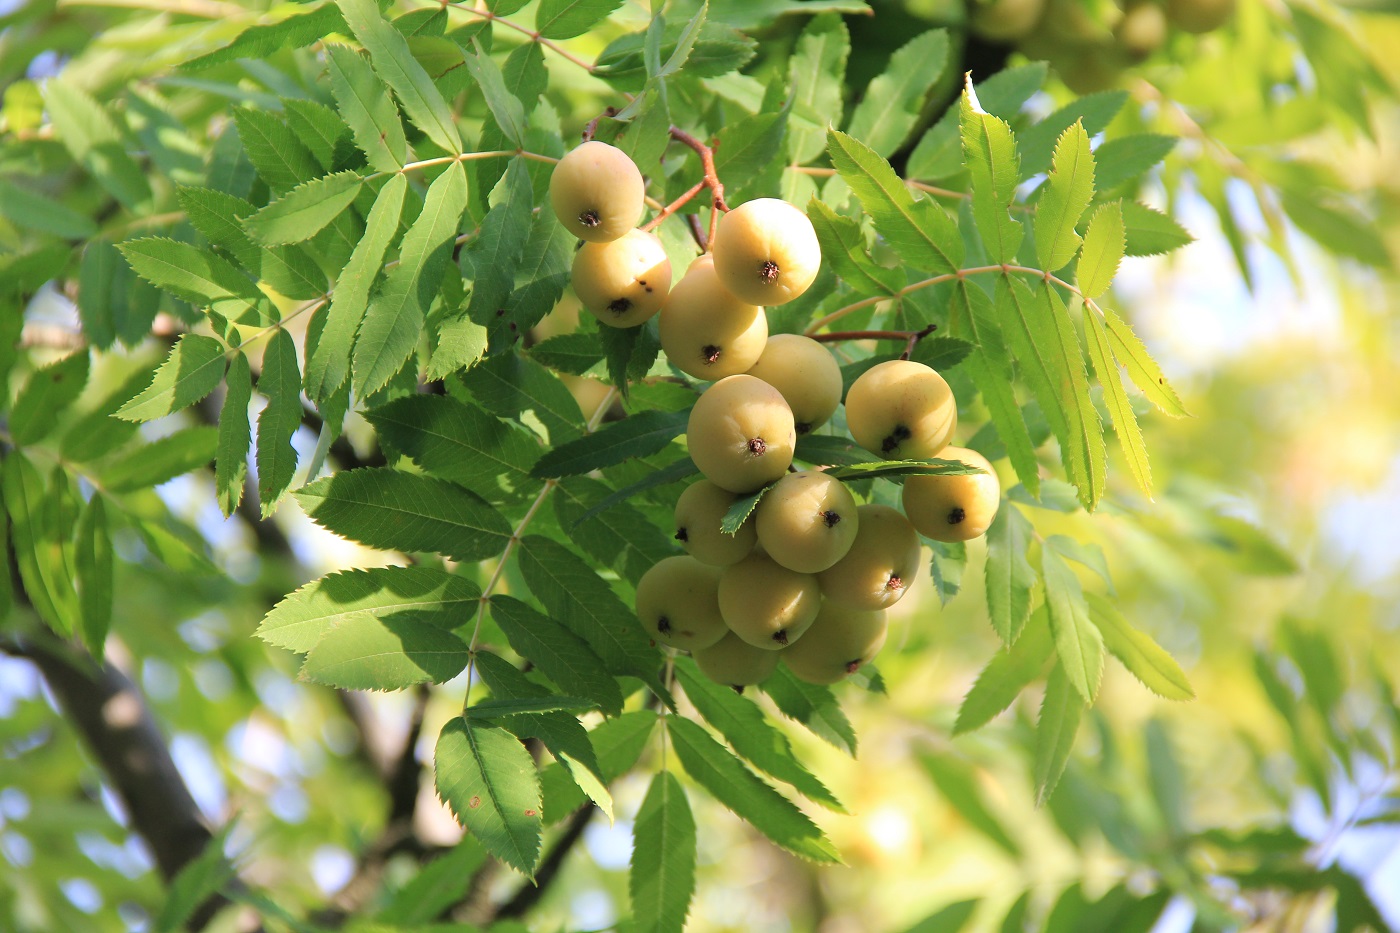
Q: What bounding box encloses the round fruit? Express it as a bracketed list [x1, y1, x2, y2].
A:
[818, 504, 921, 611]
[718, 553, 822, 650]
[659, 255, 767, 380]
[686, 374, 796, 493]
[712, 198, 821, 306]
[1115, 2, 1167, 59]
[549, 141, 646, 243]
[571, 229, 672, 328]
[745, 334, 842, 434]
[968, 0, 1045, 42]
[634, 556, 729, 652]
[845, 359, 958, 460]
[901, 445, 1001, 542]
[1166, 0, 1234, 33]
[695, 630, 780, 689]
[674, 479, 757, 567]
[782, 602, 888, 685]
[754, 471, 860, 574]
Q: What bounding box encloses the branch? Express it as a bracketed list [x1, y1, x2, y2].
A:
[493, 803, 597, 921]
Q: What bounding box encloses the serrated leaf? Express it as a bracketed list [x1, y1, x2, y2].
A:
[960, 84, 1023, 264]
[760, 666, 856, 756]
[0, 179, 98, 240]
[1076, 202, 1125, 301]
[3, 454, 77, 636]
[1084, 594, 1191, 700]
[666, 717, 840, 863]
[295, 468, 511, 561]
[553, 476, 676, 585]
[183, 4, 347, 70]
[245, 172, 364, 246]
[1034, 664, 1084, 805]
[301, 611, 471, 688]
[282, 98, 351, 172]
[120, 238, 269, 323]
[630, 771, 696, 933]
[536, 0, 625, 39]
[659, 0, 707, 76]
[907, 62, 1047, 182]
[326, 44, 408, 172]
[1035, 121, 1095, 273]
[531, 333, 604, 375]
[434, 718, 542, 876]
[846, 29, 948, 158]
[720, 484, 769, 535]
[1017, 91, 1127, 179]
[569, 457, 699, 528]
[806, 198, 901, 296]
[176, 186, 260, 270]
[338, 0, 462, 153]
[232, 108, 321, 193]
[953, 607, 1053, 735]
[216, 352, 253, 517]
[540, 710, 656, 824]
[74, 494, 113, 657]
[827, 129, 963, 275]
[490, 596, 624, 716]
[1100, 305, 1188, 417]
[44, 80, 151, 209]
[1041, 548, 1104, 704]
[10, 351, 90, 446]
[1092, 134, 1176, 192]
[256, 329, 302, 515]
[461, 352, 585, 444]
[1084, 304, 1151, 497]
[117, 334, 227, 422]
[824, 458, 983, 482]
[500, 211, 574, 338]
[468, 696, 598, 717]
[1119, 200, 1194, 257]
[675, 659, 844, 811]
[598, 323, 660, 398]
[919, 754, 1019, 857]
[927, 539, 966, 606]
[984, 503, 1034, 645]
[456, 159, 533, 361]
[259, 565, 480, 652]
[787, 15, 848, 164]
[353, 162, 468, 397]
[462, 41, 527, 146]
[714, 108, 788, 182]
[101, 427, 218, 494]
[531, 410, 688, 479]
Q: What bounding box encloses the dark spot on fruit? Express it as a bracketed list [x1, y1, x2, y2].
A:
[772, 629, 789, 646]
[675, 527, 689, 542]
[759, 259, 780, 283]
[608, 298, 632, 314]
[731, 684, 745, 694]
[657, 616, 672, 634]
[469, 795, 481, 809]
[947, 507, 966, 525]
[702, 344, 722, 364]
[795, 422, 811, 435]
[644, 286, 653, 293]
[822, 510, 842, 528]
[881, 425, 912, 454]
[579, 209, 601, 228]
[886, 574, 903, 591]
[638, 279, 646, 285]
[845, 659, 863, 674]
[747, 437, 767, 456]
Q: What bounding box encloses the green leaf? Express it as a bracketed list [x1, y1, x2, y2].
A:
[74, 494, 113, 657]
[153, 822, 240, 933]
[1281, 191, 1390, 268]
[300, 610, 471, 688]
[490, 596, 624, 716]
[434, 718, 542, 876]
[232, 108, 321, 193]
[714, 109, 789, 182]
[536, 0, 625, 39]
[787, 14, 849, 164]
[10, 351, 90, 446]
[1034, 663, 1084, 805]
[1084, 303, 1151, 497]
[456, 159, 534, 362]
[531, 333, 604, 375]
[326, 44, 409, 172]
[216, 352, 253, 517]
[1041, 548, 1104, 704]
[907, 62, 1047, 182]
[532, 411, 688, 479]
[120, 238, 269, 323]
[1084, 593, 1193, 700]
[1076, 202, 1125, 302]
[462, 41, 527, 146]
[256, 329, 302, 515]
[630, 771, 697, 933]
[823, 458, 984, 483]
[659, 0, 707, 76]
[259, 565, 480, 653]
[806, 198, 901, 296]
[1119, 200, 1194, 257]
[846, 30, 948, 158]
[1017, 91, 1127, 179]
[827, 128, 963, 275]
[354, 162, 468, 397]
[960, 83, 1023, 264]
[1100, 304, 1188, 417]
[667, 717, 840, 863]
[675, 658, 844, 811]
[984, 503, 1034, 645]
[468, 696, 598, 717]
[176, 186, 260, 270]
[295, 468, 511, 561]
[305, 172, 407, 404]
[540, 710, 656, 824]
[927, 539, 966, 606]
[244, 172, 364, 247]
[0, 179, 98, 240]
[44, 80, 151, 209]
[553, 476, 676, 586]
[902, 898, 979, 933]
[3, 454, 76, 636]
[338, 0, 462, 153]
[599, 323, 660, 397]
[1092, 134, 1176, 192]
[117, 334, 227, 422]
[919, 754, 1019, 856]
[101, 427, 218, 494]
[183, 4, 347, 70]
[568, 457, 699, 528]
[499, 209, 575, 339]
[953, 607, 1052, 735]
[760, 665, 856, 756]
[461, 352, 585, 445]
[282, 98, 351, 172]
[720, 484, 769, 535]
[1035, 121, 1095, 273]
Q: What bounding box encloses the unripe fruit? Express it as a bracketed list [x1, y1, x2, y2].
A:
[571, 229, 672, 328]
[718, 553, 822, 650]
[549, 141, 645, 243]
[818, 504, 921, 611]
[1166, 0, 1233, 33]
[687, 374, 796, 493]
[674, 479, 757, 567]
[695, 630, 780, 688]
[1115, 2, 1167, 59]
[901, 445, 1000, 542]
[634, 556, 729, 652]
[1056, 45, 1125, 95]
[754, 471, 860, 574]
[745, 334, 842, 434]
[845, 359, 957, 460]
[712, 198, 821, 306]
[659, 255, 767, 380]
[781, 602, 888, 685]
[969, 0, 1045, 42]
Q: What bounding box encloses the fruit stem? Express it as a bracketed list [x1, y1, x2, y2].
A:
[810, 324, 939, 357]
[640, 179, 707, 232]
[581, 106, 619, 142]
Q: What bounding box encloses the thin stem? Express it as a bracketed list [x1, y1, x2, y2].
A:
[640, 180, 706, 232]
[443, 3, 597, 74]
[365, 148, 557, 184]
[581, 107, 619, 143]
[809, 326, 937, 344]
[668, 126, 727, 213]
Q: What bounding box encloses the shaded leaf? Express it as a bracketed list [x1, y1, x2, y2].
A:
[630, 771, 696, 933]
[434, 718, 542, 876]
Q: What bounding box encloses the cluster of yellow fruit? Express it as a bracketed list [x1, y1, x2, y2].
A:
[549, 141, 1002, 691]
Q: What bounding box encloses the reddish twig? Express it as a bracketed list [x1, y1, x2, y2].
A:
[581, 107, 619, 143]
[666, 126, 727, 248]
[641, 179, 706, 233]
[810, 325, 938, 352]
[686, 213, 708, 251]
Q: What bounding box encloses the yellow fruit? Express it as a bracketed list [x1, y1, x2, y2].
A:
[818, 504, 921, 611]
[686, 374, 796, 493]
[571, 229, 672, 328]
[674, 479, 757, 567]
[694, 630, 780, 688]
[1116, 2, 1167, 59]
[969, 0, 1046, 42]
[634, 556, 729, 652]
[781, 602, 888, 685]
[744, 334, 842, 434]
[659, 255, 767, 380]
[549, 141, 645, 242]
[754, 471, 860, 574]
[718, 553, 822, 650]
[712, 198, 821, 306]
[845, 359, 957, 460]
[1166, 0, 1234, 33]
[901, 445, 1001, 542]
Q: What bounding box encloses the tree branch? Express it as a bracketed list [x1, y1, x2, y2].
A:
[493, 803, 597, 921]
